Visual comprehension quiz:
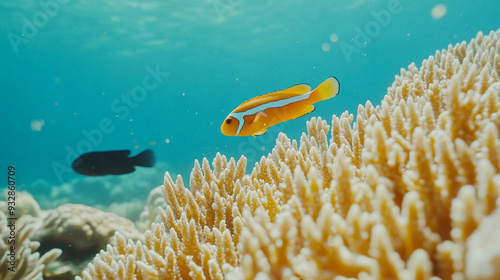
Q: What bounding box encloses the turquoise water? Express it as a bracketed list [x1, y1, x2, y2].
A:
[1, 0, 499, 217]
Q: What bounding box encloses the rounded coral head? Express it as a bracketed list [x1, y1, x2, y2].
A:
[221, 116, 239, 136]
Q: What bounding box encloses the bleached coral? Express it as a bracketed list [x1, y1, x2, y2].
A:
[136, 186, 168, 232]
[0, 191, 41, 218]
[465, 208, 500, 280]
[77, 155, 251, 279]
[0, 212, 61, 280]
[28, 204, 146, 279]
[77, 29, 500, 279]
[33, 204, 144, 256]
[30, 161, 168, 222]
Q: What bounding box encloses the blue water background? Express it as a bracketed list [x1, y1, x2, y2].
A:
[1, 0, 499, 216]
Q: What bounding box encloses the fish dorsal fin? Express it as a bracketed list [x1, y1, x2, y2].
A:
[281, 83, 312, 94]
[236, 83, 312, 112]
[260, 83, 312, 99]
[100, 150, 131, 157]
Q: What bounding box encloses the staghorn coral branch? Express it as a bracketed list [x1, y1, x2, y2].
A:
[78, 29, 500, 280]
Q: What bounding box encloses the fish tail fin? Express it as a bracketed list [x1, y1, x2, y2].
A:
[310, 76, 340, 103]
[133, 149, 156, 167]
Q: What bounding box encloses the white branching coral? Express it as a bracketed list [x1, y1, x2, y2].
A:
[136, 186, 168, 232]
[77, 155, 251, 280]
[0, 212, 61, 280]
[228, 29, 500, 280]
[77, 29, 500, 280]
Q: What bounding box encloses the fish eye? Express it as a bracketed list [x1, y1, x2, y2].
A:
[225, 119, 232, 125]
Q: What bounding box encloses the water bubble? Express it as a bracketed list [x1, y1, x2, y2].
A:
[431, 4, 447, 19]
[329, 33, 338, 42]
[30, 119, 45, 131]
[321, 43, 330, 52]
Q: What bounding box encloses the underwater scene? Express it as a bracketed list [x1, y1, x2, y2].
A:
[1, 0, 500, 279]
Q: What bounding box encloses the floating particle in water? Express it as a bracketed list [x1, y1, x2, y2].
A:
[165, 138, 170, 144]
[31, 119, 45, 131]
[431, 4, 447, 19]
[321, 43, 330, 52]
[150, 141, 156, 146]
[330, 34, 338, 42]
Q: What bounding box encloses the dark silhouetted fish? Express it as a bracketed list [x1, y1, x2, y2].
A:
[72, 149, 155, 176]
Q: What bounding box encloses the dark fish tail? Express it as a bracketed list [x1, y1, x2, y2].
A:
[133, 149, 156, 167]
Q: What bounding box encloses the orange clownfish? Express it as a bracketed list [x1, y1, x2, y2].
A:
[221, 77, 340, 137]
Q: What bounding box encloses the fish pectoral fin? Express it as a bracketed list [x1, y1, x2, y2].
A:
[253, 111, 269, 126]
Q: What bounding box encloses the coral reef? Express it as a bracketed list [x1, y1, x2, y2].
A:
[77, 155, 249, 279]
[32, 204, 145, 278]
[465, 208, 500, 279]
[0, 211, 61, 280]
[33, 204, 144, 259]
[0, 191, 41, 219]
[0, 195, 145, 279]
[77, 29, 500, 279]
[29, 161, 168, 222]
[136, 186, 168, 232]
